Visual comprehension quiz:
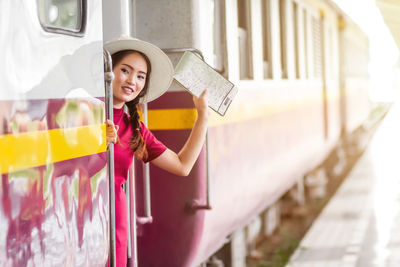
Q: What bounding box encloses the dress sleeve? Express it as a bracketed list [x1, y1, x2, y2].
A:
[140, 122, 167, 163]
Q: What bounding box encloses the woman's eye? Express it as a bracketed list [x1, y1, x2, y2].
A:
[121, 68, 129, 74]
[138, 75, 145, 80]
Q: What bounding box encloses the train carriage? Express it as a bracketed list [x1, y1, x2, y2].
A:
[0, 0, 109, 265]
[130, 0, 370, 266]
[0, 0, 370, 266]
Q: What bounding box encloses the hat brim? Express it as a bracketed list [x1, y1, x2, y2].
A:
[104, 38, 173, 103]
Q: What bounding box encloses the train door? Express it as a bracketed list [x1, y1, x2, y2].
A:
[0, 0, 109, 265]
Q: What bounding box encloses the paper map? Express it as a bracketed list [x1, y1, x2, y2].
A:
[173, 51, 238, 116]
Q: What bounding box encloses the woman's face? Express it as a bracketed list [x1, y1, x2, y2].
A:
[112, 52, 148, 108]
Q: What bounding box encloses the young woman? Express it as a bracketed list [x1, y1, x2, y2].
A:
[104, 37, 208, 266]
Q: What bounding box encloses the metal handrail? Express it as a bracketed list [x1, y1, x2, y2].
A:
[136, 103, 154, 225]
[103, 49, 116, 267]
[190, 132, 212, 210]
[126, 166, 139, 267]
[163, 47, 212, 211]
[126, 172, 132, 259]
[128, 167, 139, 267]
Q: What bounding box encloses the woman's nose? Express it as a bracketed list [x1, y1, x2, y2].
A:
[126, 74, 135, 85]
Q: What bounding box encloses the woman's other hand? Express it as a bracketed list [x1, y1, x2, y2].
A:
[193, 89, 209, 120]
[106, 119, 119, 144]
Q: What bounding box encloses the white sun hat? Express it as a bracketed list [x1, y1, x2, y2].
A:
[104, 36, 173, 103]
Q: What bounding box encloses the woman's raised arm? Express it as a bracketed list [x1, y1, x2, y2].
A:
[151, 90, 209, 176]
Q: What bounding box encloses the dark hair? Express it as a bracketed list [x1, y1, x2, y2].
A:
[111, 50, 151, 160]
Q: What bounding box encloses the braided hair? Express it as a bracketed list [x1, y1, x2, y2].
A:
[111, 50, 151, 160]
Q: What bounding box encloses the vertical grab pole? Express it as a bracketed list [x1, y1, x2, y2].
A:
[137, 103, 153, 224]
[190, 131, 212, 210]
[126, 172, 132, 259]
[127, 166, 139, 267]
[143, 103, 152, 219]
[104, 49, 116, 267]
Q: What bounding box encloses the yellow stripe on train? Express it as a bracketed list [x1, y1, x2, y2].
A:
[0, 124, 107, 174]
[146, 108, 198, 130]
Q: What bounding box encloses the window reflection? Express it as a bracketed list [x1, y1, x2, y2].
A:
[37, 0, 82, 32]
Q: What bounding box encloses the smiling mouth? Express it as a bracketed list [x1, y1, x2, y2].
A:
[122, 86, 134, 94]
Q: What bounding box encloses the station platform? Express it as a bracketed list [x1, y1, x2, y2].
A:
[287, 102, 400, 267]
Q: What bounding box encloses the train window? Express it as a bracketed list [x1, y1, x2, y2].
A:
[37, 0, 86, 36]
[326, 27, 331, 79]
[327, 26, 334, 79]
[279, 0, 288, 79]
[312, 17, 322, 78]
[237, 0, 254, 80]
[214, 0, 229, 78]
[261, 0, 272, 79]
[293, 2, 300, 79]
[303, 9, 309, 79]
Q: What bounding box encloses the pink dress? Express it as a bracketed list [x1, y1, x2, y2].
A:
[113, 107, 166, 266]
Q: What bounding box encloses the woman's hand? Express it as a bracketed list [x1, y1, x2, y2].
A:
[106, 119, 119, 145]
[193, 89, 209, 120]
